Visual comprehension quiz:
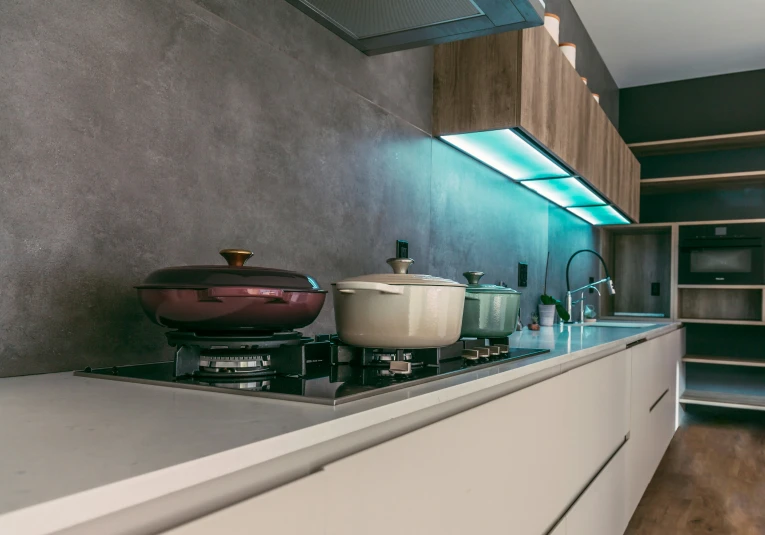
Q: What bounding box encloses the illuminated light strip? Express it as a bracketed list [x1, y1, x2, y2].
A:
[567, 205, 630, 225]
[520, 177, 605, 208]
[441, 129, 570, 181]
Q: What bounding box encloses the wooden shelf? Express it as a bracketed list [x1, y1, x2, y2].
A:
[683, 355, 765, 368]
[628, 130, 765, 156]
[679, 318, 765, 326]
[641, 170, 765, 194]
[680, 390, 765, 411]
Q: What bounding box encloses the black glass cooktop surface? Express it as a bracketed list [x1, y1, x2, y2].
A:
[76, 347, 550, 406]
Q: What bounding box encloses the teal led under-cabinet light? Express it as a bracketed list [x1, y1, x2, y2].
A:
[439, 128, 630, 226]
[567, 205, 630, 226]
[520, 177, 605, 208]
[441, 129, 570, 181]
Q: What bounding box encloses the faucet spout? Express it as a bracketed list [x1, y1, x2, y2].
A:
[564, 249, 615, 323]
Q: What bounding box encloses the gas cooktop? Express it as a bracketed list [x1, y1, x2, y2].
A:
[75, 333, 549, 405]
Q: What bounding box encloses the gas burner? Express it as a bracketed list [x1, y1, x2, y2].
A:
[166, 330, 332, 378]
[195, 379, 272, 391]
[195, 351, 274, 378]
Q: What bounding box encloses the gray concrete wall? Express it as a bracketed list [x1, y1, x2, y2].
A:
[0, 0, 598, 377]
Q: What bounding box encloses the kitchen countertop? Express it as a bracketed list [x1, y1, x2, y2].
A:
[0, 322, 681, 534]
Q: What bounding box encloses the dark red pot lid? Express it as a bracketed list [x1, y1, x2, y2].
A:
[135, 249, 326, 292]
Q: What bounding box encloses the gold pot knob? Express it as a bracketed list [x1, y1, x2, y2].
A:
[463, 271, 485, 285]
[219, 249, 253, 267]
[386, 257, 414, 274]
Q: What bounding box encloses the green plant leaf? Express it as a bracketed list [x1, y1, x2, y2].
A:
[555, 302, 570, 322]
[540, 294, 555, 305]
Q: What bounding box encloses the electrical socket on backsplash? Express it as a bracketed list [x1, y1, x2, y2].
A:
[589, 276, 595, 293]
[518, 262, 528, 287]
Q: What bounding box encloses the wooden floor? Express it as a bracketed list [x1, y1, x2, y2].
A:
[626, 405, 765, 534]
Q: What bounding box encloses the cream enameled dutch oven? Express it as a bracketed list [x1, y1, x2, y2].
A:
[332, 257, 466, 348]
[460, 271, 521, 338]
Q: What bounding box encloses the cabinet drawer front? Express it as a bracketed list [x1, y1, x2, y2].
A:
[322, 351, 630, 535]
[566, 441, 630, 535]
[632, 333, 680, 414]
[563, 349, 630, 492]
[322, 372, 572, 535]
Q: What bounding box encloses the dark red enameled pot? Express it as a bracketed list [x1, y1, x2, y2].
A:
[135, 249, 327, 332]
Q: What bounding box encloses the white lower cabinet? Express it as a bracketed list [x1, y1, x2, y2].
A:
[162, 470, 328, 534]
[321, 349, 629, 535]
[565, 441, 630, 535]
[626, 328, 684, 517]
[160, 330, 685, 535]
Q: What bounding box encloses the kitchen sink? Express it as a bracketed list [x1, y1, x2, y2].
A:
[579, 321, 657, 328]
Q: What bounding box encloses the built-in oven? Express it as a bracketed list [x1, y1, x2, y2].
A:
[679, 223, 765, 285]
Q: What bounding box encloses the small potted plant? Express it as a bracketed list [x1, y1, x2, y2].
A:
[539, 253, 571, 326]
[529, 312, 540, 331]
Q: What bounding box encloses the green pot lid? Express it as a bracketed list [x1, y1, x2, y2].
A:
[463, 271, 521, 294]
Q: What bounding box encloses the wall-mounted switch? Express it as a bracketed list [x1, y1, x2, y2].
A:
[589, 277, 595, 293]
[651, 282, 661, 296]
[518, 263, 528, 287]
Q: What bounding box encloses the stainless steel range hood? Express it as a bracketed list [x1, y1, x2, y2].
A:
[283, 0, 546, 55]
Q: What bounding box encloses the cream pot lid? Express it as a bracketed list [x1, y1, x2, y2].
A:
[463, 271, 521, 294]
[334, 258, 465, 287]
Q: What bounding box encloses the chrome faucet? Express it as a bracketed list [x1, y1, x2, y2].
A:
[564, 249, 615, 323]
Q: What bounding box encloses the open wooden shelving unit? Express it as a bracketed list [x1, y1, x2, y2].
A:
[628, 130, 765, 156]
[601, 219, 765, 411]
[600, 219, 765, 326]
[623, 131, 765, 412]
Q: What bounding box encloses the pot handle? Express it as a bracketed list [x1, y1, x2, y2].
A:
[206, 287, 285, 299]
[335, 281, 405, 295]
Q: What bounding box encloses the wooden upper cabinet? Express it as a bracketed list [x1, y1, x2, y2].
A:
[433, 27, 641, 222]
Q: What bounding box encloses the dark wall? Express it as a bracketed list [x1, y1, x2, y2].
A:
[620, 68, 765, 223]
[620, 69, 765, 144]
[545, 0, 619, 128]
[0, 0, 599, 376]
[641, 187, 765, 224]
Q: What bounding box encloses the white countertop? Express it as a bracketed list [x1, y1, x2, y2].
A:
[0, 323, 681, 534]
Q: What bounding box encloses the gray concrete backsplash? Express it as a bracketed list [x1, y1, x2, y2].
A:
[0, 0, 597, 377]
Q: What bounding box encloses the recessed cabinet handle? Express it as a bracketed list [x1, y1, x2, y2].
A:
[627, 337, 648, 348]
[650, 388, 670, 412]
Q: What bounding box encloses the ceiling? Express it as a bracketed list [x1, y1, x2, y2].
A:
[569, 0, 765, 87]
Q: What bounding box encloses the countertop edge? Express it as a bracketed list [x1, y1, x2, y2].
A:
[0, 323, 682, 535]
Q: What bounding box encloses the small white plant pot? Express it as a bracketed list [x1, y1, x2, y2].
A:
[539, 304, 557, 326]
